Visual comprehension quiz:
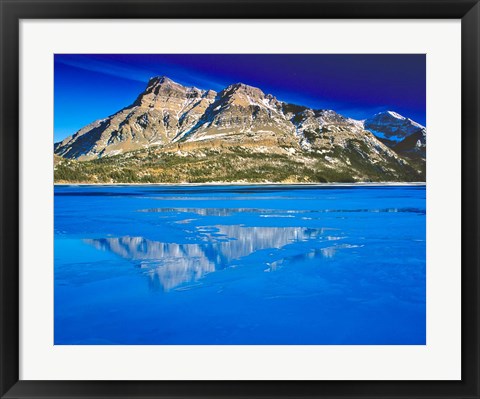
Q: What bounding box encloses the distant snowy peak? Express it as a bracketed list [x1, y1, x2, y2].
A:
[384, 110, 407, 121]
[364, 111, 425, 145]
[383, 110, 425, 129]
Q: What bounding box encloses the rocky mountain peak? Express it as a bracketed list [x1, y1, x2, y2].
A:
[150, 75, 171, 84]
[227, 82, 263, 93]
[144, 75, 179, 92]
[220, 82, 266, 105]
[135, 76, 201, 109]
[151, 75, 185, 91]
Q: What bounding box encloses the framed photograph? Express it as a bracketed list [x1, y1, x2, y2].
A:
[1, 0, 479, 398]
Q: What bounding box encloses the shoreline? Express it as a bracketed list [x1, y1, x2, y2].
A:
[54, 181, 426, 187]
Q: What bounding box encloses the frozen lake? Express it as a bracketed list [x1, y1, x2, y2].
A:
[54, 184, 426, 345]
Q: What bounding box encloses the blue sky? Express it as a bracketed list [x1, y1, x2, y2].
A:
[54, 54, 426, 142]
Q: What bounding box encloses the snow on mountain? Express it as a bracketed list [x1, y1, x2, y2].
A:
[364, 111, 425, 144]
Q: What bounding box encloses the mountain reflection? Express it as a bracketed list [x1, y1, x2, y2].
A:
[84, 224, 333, 291]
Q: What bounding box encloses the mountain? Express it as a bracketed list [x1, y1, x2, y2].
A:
[54, 76, 218, 160]
[54, 76, 426, 183]
[364, 111, 426, 147]
[393, 129, 426, 159]
[363, 110, 426, 163]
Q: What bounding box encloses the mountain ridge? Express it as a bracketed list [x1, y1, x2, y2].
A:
[54, 76, 426, 184]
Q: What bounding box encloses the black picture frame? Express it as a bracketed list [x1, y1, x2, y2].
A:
[1, 0, 479, 398]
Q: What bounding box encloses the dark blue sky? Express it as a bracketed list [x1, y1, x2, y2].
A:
[54, 54, 426, 142]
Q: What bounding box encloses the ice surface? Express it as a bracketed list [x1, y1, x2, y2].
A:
[54, 184, 426, 345]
